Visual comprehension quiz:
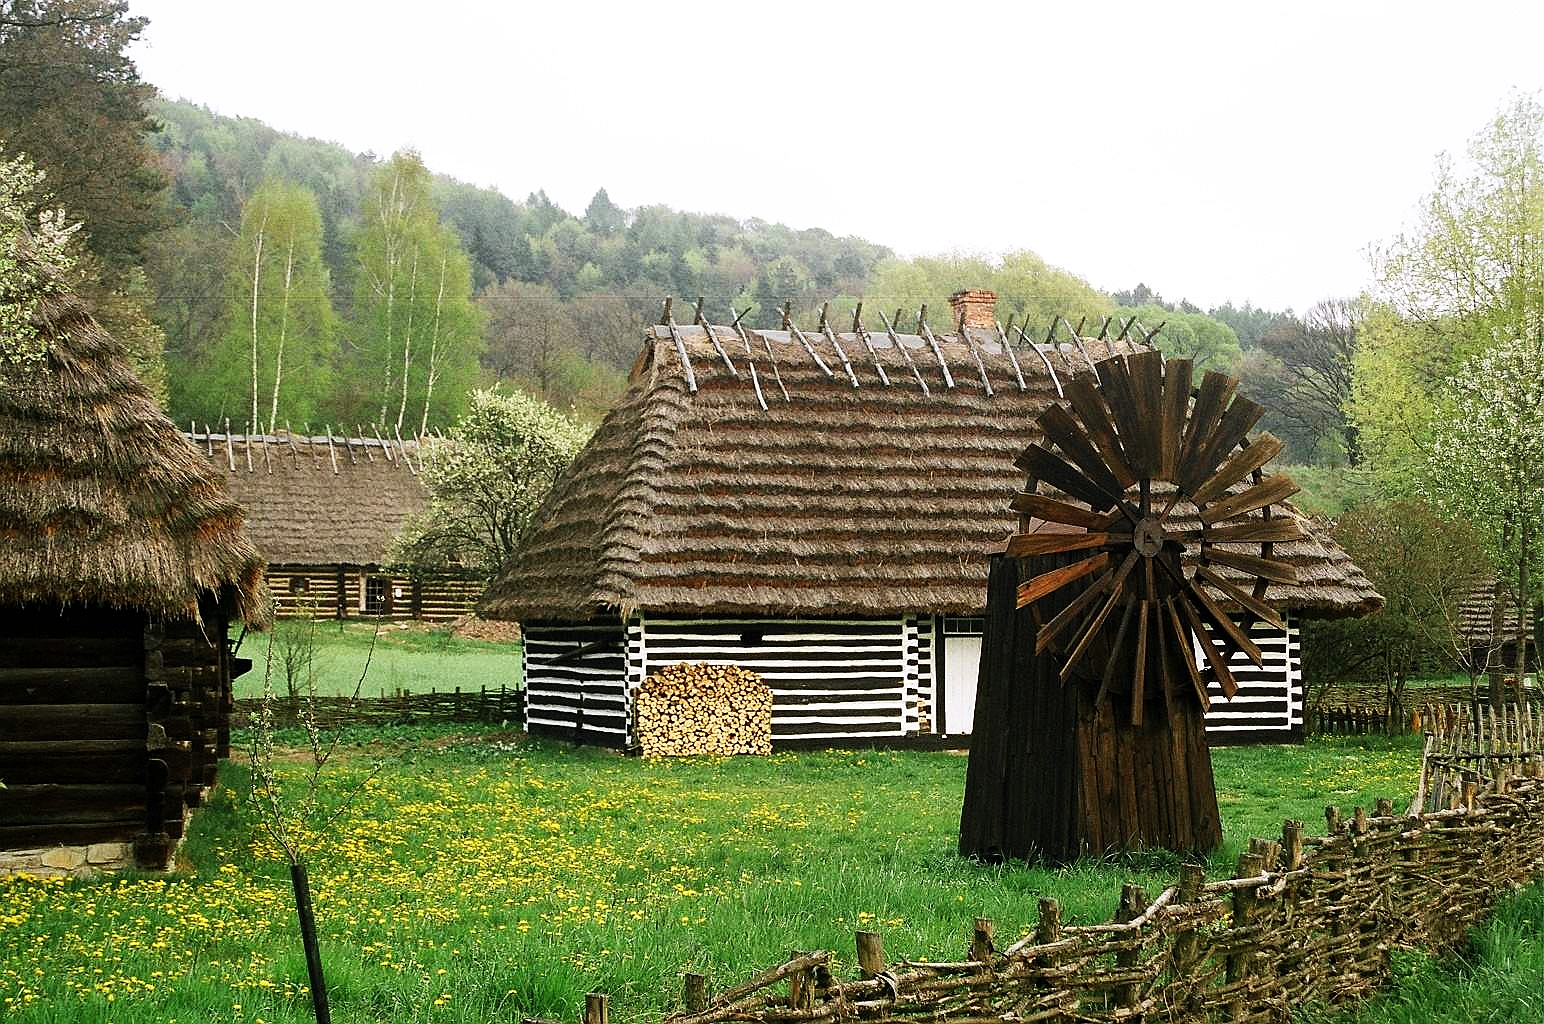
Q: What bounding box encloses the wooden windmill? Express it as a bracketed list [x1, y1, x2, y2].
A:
[959, 349, 1302, 862]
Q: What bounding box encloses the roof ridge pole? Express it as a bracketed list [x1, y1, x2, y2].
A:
[1017, 322, 1063, 396]
[733, 306, 789, 402]
[374, 424, 393, 461]
[395, 424, 417, 475]
[261, 431, 272, 474]
[849, 302, 892, 386]
[876, 309, 928, 396]
[991, 318, 1029, 392]
[694, 296, 737, 375]
[223, 417, 235, 472]
[343, 432, 357, 464]
[662, 297, 699, 393]
[729, 305, 754, 355]
[956, 306, 994, 397]
[358, 426, 375, 462]
[782, 303, 835, 378]
[244, 423, 254, 473]
[818, 302, 860, 388]
[916, 305, 956, 389]
[325, 426, 339, 475]
[1067, 317, 1103, 384]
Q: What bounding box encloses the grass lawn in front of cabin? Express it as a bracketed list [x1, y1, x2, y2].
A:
[0, 731, 1423, 1024]
[231, 619, 522, 699]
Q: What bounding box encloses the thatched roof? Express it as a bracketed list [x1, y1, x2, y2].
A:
[480, 319, 1381, 624]
[190, 430, 428, 568]
[0, 291, 269, 625]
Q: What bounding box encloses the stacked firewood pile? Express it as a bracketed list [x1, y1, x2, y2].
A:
[635, 662, 773, 757]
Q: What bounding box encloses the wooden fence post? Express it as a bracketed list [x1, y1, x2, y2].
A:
[584, 993, 609, 1024]
[788, 956, 814, 1010]
[972, 918, 995, 964]
[1282, 820, 1304, 870]
[1228, 852, 1264, 1021]
[683, 974, 708, 1012]
[1116, 884, 1147, 1009]
[856, 931, 885, 979]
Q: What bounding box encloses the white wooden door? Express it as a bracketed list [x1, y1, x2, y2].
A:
[942, 616, 985, 734]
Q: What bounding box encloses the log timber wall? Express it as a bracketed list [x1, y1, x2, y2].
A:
[0, 602, 232, 875]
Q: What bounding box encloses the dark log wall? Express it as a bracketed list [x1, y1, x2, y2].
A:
[0, 607, 148, 851]
[268, 565, 480, 622]
[0, 601, 233, 869]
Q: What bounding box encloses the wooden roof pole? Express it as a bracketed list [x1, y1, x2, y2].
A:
[915, 306, 957, 389]
[782, 303, 836, 379]
[876, 309, 928, 396]
[394, 424, 416, 475]
[955, 307, 995, 397]
[728, 305, 754, 355]
[817, 302, 860, 388]
[223, 418, 234, 472]
[373, 424, 393, 462]
[1059, 317, 1102, 384]
[358, 427, 375, 462]
[261, 431, 272, 474]
[661, 298, 699, 393]
[747, 360, 767, 411]
[730, 305, 789, 402]
[325, 427, 339, 475]
[693, 296, 737, 375]
[1012, 322, 1063, 397]
[849, 302, 891, 386]
[992, 317, 1029, 392]
[243, 427, 253, 473]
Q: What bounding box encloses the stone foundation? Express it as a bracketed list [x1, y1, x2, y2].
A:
[0, 841, 135, 878]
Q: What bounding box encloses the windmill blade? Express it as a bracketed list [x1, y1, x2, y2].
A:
[1153, 583, 1181, 722]
[1195, 564, 1287, 631]
[1059, 552, 1140, 683]
[1016, 552, 1110, 609]
[1016, 444, 1120, 511]
[1159, 358, 1193, 481]
[1037, 404, 1126, 497]
[1130, 597, 1151, 726]
[1190, 433, 1286, 505]
[1198, 473, 1301, 525]
[1179, 594, 1239, 699]
[1127, 351, 1167, 480]
[1097, 355, 1153, 478]
[1064, 377, 1137, 488]
[1003, 531, 1110, 558]
[1176, 371, 1237, 476]
[1181, 395, 1267, 494]
[1036, 558, 1122, 653]
[1010, 492, 1117, 530]
[1187, 581, 1266, 668]
[1164, 597, 1210, 711]
[1173, 519, 1306, 544]
[1203, 547, 1298, 586]
[1097, 598, 1138, 710]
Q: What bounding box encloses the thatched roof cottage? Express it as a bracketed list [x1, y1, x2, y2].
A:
[0, 288, 269, 874]
[481, 291, 1380, 748]
[190, 429, 481, 622]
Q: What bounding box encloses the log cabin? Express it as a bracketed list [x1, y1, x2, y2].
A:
[188, 429, 482, 622]
[480, 291, 1382, 749]
[0, 288, 269, 874]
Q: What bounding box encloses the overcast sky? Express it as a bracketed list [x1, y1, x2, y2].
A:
[128, 1, 1544, 314]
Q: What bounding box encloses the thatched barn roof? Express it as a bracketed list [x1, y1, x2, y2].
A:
[190, 430, 429, 568]
[481, 313, 1381, 624]
[0, 291, 269, 625]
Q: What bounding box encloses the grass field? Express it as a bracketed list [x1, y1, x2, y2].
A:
[0, 731, 1426, 1024]
[232, 620, 521, 699]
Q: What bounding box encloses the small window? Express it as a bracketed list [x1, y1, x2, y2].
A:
[364, 576, 390, 615]
[943, 616, 985, 636]
[289, 576, 310, 595]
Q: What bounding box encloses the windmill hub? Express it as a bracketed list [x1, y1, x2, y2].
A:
[1132, 517, 1167, 558]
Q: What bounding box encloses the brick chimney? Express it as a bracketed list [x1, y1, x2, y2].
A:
[948, 289, 998, 331]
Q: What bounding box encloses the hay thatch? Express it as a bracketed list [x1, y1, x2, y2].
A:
[0, 290, 269, 625]
[480, 322, 1381, 624]
[190, 430, 429, 568]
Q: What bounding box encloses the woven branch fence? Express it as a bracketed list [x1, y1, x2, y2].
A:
[231, 685, 524, 730]
[584, 711, 1544, 1024]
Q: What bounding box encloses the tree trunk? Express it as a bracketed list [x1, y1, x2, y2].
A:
[289, 861, 330, 1024]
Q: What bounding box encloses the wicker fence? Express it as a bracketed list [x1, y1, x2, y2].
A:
[617, 712, 1544, 1024]
[231, 685, 524, 730]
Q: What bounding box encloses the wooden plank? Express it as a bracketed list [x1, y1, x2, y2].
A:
[0, 636, 140, 668]
[1203, 548, 1298, 585]
[1064, 378, 1137, 489]
[0, 704, 144, 741]
[1177, 371, 1237, 479]
[1127, 351, 1166, 478]
[1131, 599, 1150, 726]
[1017, 553, 1111, 609]
[1003, 531, 1110, 558]
[1098, 356, 1151, 478]
[1059, 553, 1140, 683]
[1159, 358, 1193, 481]
[1097, 598, 1138, 710]
[1036, 562, 1119, 653]
[1015, 444, 1119, 511]
[1196, 565, 1287, 631]
[1188, 585, 1265, 668]
[1010, 492, 1116, 530]
[1175, 518, 1304, 544]
[0, 665, 143, 705]
[1037, 404, 1126, 498]
[1190, 434, 1286, 505]
[1165, 599, 1209, 711]
[0, 784, 147, 824]
[1199, 473, 1301, 525]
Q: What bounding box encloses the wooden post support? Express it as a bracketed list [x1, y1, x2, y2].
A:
[584, 993, 609, 1024]
[1463, 779, 1478, 811]
[1325, 805, 1342, 835]
[855, 931, 885, 979]
[683, 974, 708, 1012]
[1352, 805, 1368, 835]
[1375, 797, 1394, 817]
[788, 958, 814, 1011]
[1282, 820, 1305, 871]
[971, 918, 996, 963]
[1228, 852, 1265, 1020]
[1116, 884, 1147, 1008]
[1170, 863, 1205, 993]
